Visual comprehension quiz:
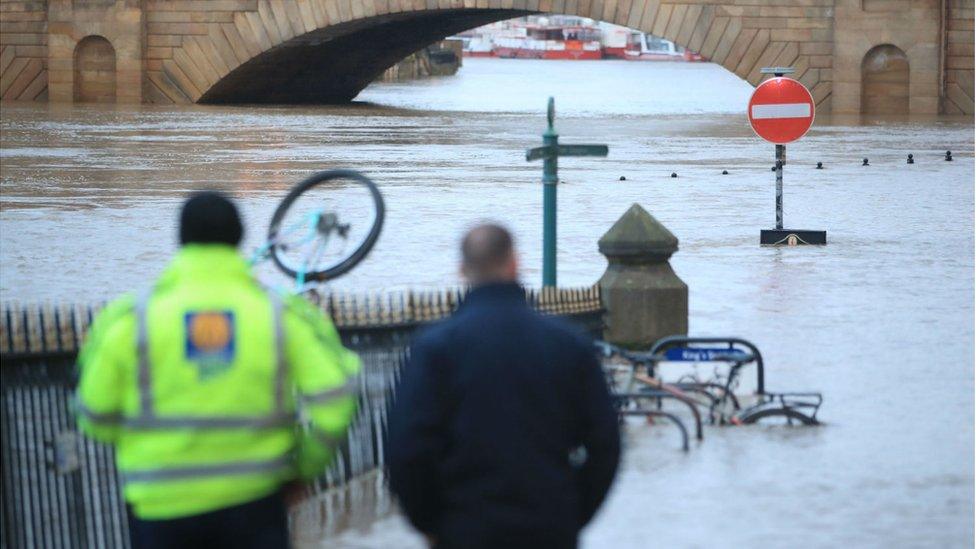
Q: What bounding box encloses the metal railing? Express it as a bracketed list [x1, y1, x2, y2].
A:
[0, 286, 603, 548]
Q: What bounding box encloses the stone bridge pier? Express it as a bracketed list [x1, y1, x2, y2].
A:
[0, 0, 973, 114]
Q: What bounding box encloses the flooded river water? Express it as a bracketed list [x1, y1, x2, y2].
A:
[2, 59, 973, 547]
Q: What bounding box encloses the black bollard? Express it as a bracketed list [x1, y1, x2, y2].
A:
[722, 170, 729, 175]
[945, 150, 953, 161]
[670, 172, 678, 178]
[816, 162, 823, 169]
[907, 154, 914, 164]
[862, 158, 870, 166]
[619, 176, 626, 181]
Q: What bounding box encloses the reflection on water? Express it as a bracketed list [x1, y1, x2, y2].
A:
[1, 59, 973, 547]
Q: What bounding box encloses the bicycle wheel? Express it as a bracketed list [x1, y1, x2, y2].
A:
[737, 407, 818, 426]
[268, 169, 384, 282]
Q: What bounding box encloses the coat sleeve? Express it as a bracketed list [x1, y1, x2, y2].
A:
[384, 334, 447, 534]
[575, 338, 621, 526]
[284, 295, 361, 480]
[75, 296, 136, 444]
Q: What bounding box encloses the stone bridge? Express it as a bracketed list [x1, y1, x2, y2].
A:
[0, 0, 973, 114]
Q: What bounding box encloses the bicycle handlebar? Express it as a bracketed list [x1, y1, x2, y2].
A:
[593, 341, 657, 363]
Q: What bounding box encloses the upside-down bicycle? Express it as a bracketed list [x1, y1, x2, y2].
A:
[249, 169, 385, 290]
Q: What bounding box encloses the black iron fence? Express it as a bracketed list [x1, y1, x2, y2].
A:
[0, 286, 603, 548]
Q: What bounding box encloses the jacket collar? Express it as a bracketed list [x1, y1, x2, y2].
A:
[155, 244, 253, 289]
[462, 282, 526, 307]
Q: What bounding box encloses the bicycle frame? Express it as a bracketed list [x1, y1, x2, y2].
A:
[251, 209, 335, 292]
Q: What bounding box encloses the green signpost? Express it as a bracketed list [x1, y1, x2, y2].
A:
[526, 97, 609, 287]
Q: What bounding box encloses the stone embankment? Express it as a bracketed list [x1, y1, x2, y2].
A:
[379, 39, 463, 82]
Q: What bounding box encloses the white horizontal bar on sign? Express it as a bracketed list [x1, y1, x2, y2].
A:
[751, 103, 811, 119]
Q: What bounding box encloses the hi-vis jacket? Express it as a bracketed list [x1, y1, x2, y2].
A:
[76, 244, 360, 520]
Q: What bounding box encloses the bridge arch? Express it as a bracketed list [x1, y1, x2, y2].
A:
[145, 2, 832, 108]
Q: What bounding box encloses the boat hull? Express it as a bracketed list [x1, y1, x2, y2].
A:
[494, 47, 602, 60]
[542, 49, 602, 60]
[624, 52, 683, 61]
[602, 46, 629, 59]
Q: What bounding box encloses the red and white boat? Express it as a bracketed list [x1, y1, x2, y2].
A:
[457, 18, 706, 62]
[622, 32, 706, 62]
[493, 18, 603, 60]
[599, 24, 634, 59]
[459, 34, 495, 57]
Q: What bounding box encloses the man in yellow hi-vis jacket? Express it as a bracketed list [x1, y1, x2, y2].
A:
[76, 192, 360, 549]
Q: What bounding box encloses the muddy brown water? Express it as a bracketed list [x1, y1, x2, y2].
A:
[2, 59, 973, 548]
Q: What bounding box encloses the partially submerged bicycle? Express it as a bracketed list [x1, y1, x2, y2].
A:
[250, 169, 385, 290]
[597, 336, 823, 448]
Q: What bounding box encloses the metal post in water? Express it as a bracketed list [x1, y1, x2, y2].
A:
[542, 102, 559, 287]
[775, 144, 784, 230]
[526, 98, 608, 286]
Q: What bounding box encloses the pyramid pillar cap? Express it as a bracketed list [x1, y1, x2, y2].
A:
[598, 204, 678, 262]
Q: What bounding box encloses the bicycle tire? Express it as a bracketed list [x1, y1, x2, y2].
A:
[737, 407, 818, 426]
[268, 169, 384, 282]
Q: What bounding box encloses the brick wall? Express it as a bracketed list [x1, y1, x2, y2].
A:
[0, 0, 48, 102]
[144, 0, 257, 104]
[944, 0, 974, 114]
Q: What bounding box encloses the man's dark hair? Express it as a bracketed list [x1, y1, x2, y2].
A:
[461, 223, 514, 282]
[179, 191, 243, 247]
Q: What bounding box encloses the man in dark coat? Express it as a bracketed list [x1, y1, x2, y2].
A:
[386, 223, 621, 549]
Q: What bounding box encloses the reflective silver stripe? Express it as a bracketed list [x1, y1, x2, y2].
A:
[302, 376, 358, 406]
[135, 289, 154, 416]
[268, 291, 286, 412]
[122, 414, 295, 430]
[75, 400, 123, 425]
[123, 455, 293, 483]
[129, 288, 292, 428]
[310, 428, 345, 450]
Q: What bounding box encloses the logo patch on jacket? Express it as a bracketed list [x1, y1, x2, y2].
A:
[185, 311, 235, 379]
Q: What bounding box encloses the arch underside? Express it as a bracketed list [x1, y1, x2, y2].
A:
[201, 9, 531, 103]
[148, 3, 831, 108]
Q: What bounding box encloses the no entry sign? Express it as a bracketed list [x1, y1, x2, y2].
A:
[748, 77, 815, 144]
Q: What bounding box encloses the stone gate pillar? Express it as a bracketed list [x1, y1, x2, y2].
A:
[598, 204, 688, 349]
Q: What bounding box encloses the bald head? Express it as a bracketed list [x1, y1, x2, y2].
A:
[461, 223, 518, 285]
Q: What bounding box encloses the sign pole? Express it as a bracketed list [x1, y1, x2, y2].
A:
[526, 97, 609, 286]
[749, 67, 826, 246]
[775, 143, 784, 230]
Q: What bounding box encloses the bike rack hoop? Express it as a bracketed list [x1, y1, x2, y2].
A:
[616, 391, 703, 440]
[617, 409, 690, 451]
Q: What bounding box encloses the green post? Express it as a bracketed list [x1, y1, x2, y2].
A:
[526, 97, 608, 287]
[542, 102, 559, 286]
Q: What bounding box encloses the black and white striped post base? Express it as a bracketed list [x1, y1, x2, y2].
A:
[760, 229, 827, 246]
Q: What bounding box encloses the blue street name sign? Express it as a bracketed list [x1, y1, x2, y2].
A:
[663, 348, 753, 362]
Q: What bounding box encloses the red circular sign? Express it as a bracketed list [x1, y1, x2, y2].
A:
[747, 77, 815, 144]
